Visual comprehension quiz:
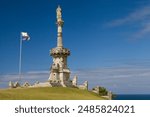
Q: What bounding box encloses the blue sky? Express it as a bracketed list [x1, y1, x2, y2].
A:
[0, 0, 150, 94]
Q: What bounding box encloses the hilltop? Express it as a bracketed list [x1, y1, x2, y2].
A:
[0, 87, 107, 100]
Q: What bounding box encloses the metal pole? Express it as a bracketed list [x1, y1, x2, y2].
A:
[19, 32, 22, 82]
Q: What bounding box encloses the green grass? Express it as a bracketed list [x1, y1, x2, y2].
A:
[0, 87, 107, 100]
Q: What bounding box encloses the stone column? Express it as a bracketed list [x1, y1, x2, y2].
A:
[56, 6, 64, 48]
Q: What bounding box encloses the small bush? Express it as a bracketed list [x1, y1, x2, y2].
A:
[99, 87, 108, 96]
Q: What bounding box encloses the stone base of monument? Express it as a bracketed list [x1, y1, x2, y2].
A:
[8, 76, 88, 90]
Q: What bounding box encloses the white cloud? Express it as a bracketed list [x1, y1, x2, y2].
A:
[0, 71, 49, 82]
[0, 71, 50, 89]
[132, 23, 150, 39]
[27, 71, 49, 74]
[1, 65, 150, 94]
[108, 6, 150, 26]
[71, 66, 150, 94]
[107, 5, 150, 40]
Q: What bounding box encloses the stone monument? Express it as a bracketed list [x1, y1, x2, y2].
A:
[48, 6, 71, 87]
[9, 6, 88, 90]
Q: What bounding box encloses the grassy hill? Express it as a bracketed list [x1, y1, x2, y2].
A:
[0, 87, 107, 100]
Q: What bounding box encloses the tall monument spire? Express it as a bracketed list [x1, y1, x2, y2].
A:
[56, 5, 64, 48]
[48, 6, 71, 87]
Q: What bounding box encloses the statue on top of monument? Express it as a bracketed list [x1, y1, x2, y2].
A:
[56, 5, 62, 20]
